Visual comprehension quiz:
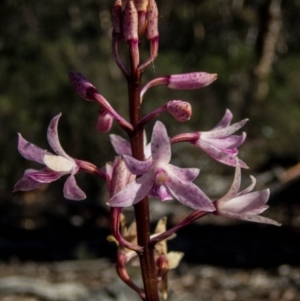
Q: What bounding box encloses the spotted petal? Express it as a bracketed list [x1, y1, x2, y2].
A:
[123, 154, 153, 175]
[203, 119, 248, 139]
[166, 174, 215, 211]
[108, 172, 154, 207]
[196, 139, 248, 168]
[151, 121, 171, 163]
[167, 165, 200, 182]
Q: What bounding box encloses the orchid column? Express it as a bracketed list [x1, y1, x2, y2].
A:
[14, 0, 280, 300]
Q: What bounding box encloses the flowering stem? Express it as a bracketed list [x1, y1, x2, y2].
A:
[110, 207, 144, 253]
[150, 211, 208, 245]
[138, 104, 167, 128]
[128, 67, 159, 300]
[140, 77, 169, 103]
[116, 252, 146, 300]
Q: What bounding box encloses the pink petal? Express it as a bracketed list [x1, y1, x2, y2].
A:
[108, 172, 154, 207]
[201, 133, 246, 149]
[25, 168, 64, 183]
[123, 155, 153, 175]
[168, 72, 217, 90]
[219, 211, 281, 226]
[13, 175, 45, 192]
[167, 165, 200, 182]
[203, 119, 248, 139]
[236, 175, 256, 196]
[212, 109, 233, 129]
[47, 114, 72, 159]
[195, 140, 248, 168]
[166, 175, 215, 211]
[151, 121, 171, 163]
[17, 134, 45, 164]
[150, 183, 173, 201]
[110, 134, 132, 156]
[63, 174, 86, 200]
[218, 161, 241, 203]
[218, 190, 270, 214]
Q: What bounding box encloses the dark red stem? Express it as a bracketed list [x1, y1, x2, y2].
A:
[128, 64, 159, 300]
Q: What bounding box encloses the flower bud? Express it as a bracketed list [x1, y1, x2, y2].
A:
[68, 71, 98, 101]
[96, 109, 113, 133]
[146, 0, 158, 40]
[109, 157, 132, 197]
[167, 100, 192, 122]
[134, 0, 149, 36]
[123, 0, 138, 42]
[168, 72, 217, 90]
[134, 0, 148, 11]
[112, 0, 122, 35]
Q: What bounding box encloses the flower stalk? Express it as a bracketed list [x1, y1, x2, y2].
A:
[14, 1, 281, 300]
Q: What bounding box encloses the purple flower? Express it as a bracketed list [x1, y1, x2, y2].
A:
[108, 121, 215, 211]
[214, 160, 280, 226]
[192, 109, 248, 168]
[14, 114, 86, 200]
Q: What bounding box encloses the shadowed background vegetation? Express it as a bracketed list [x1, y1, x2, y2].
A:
[0, 0, 299, 262]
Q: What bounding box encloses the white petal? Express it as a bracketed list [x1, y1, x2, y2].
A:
[43, 154, 75, 172]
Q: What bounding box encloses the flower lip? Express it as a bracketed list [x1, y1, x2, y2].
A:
[155, 170, 169, 185]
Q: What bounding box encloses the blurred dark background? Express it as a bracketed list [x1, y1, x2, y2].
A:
[0, 0, 300, 267]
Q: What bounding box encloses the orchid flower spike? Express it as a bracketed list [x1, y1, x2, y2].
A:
[192, 109, 248, 168]
[214, 159, 281, 226]
[14, 114, 86, 200]
[108, 121, 215, 211]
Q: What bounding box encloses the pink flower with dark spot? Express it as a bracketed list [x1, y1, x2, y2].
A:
[214, 159, 280, 226]
[14, 114, 86, 200]
[108, 121, 215, 211]
[192, 109, 248, 168]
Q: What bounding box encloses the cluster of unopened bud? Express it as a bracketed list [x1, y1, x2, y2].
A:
[113, 0, 158, 40]
[112, 0, 159, 69]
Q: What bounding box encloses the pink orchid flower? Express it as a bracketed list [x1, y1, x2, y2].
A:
[192, 109, 248, 168]
[14, 114, 86, 200]
[108, 121, 215, 211]
[214, 160, 280, 226]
